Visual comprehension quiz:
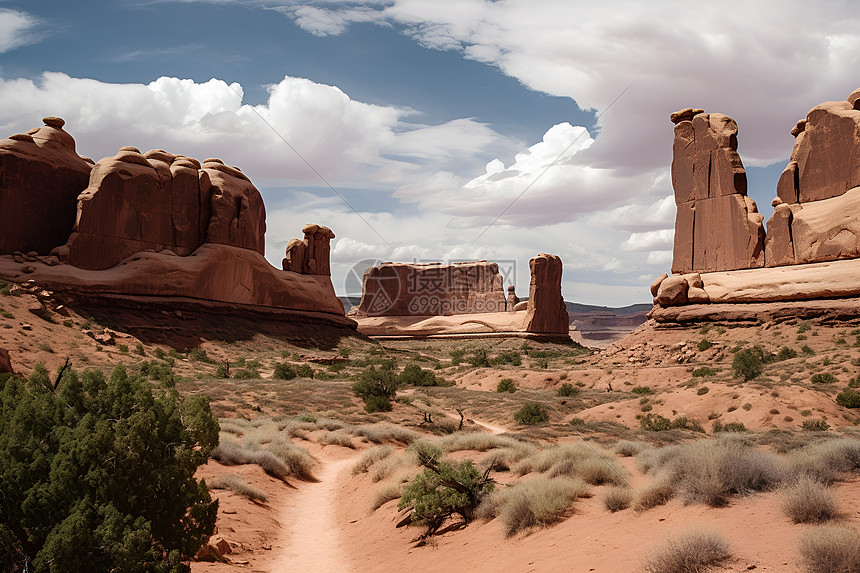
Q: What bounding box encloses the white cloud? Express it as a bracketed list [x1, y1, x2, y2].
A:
[0, 9, 42, 53]
[621, 229, 673, 252]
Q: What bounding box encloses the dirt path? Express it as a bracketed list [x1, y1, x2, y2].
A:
[276, 453, 358, 572]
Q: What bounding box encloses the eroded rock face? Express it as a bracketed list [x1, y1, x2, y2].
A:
[0, 348, 12, 374]
[522, 253, 570, 334]
[351, 261, 506, 317]
[62, 151, 266, 270]
[669, 110, 765, 274]
[281, 224, 335, 276]
[766, 88, 860, 267]
[0, 117, 92, 255]
[507, 285, 519, 312]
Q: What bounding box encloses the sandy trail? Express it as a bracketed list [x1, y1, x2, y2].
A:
[276, 453, 358, 572]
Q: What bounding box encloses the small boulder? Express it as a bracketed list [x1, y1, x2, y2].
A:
[650, 273, 668, 297]
[655, 275, 689, 307]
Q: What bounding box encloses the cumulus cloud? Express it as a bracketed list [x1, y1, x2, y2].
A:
[0, 9, 42, 53]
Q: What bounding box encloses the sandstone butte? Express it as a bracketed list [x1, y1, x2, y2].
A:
[0, 117, 351, 328]
[652, 87, 860, 321]
[350, 254, 570, 337]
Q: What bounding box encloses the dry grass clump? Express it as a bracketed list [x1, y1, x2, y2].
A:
[266, 439, 317, 481]
[643, 529, 731, 573]
[480, 444, 535, 471]
[799, 525, 860, 573]
[353, 423, 421, 445]
[212, 435, 317, 481]
[352, 445, 394, 475]
[615, 440, 651, 457]
[789, 439, 860, 485]
[318, 431, 355, 448]
[634, 475, 675, 511]
[603, 485, 633, 512]
[436, 432, 527, 453]
[642, 437, 787, 507]
[219, 419, 250, 436]
[479, 477, 590, 536]
[370, 483, 402, 511]
[781, 476, 839, 524]
[512, 444, 628, 485]
[209, 474, 268, 503]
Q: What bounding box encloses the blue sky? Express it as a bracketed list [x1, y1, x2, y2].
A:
[1, 1, 858, 305]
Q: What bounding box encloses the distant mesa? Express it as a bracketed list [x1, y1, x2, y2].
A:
[0, 117, 352, 327]
[653, 88, 860, 322]
[350, 255, 570, 338]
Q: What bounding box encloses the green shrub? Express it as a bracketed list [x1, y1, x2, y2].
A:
[639, 413, 673, 431]
[812, 372, 839, 384]
[364, 395, 392, 413]
[398, 363, 446, 387]
[802, 345, 816, 356]
[273, 362, 297, 380]
[776, 346, 798, 361]
[0, 364, 218, 572]
[135, 343, 145, 356]
[117, 344, 129, 353]
[803, 419, 830, 431]
[712, 420, 747, 433]
[497, 378, 517, 393]
[692, 366, 717, 377]
[188, 348, 214, 363]
[632, 386, 654, 395]
[514, 402, 549, 425]
[837, 388, 860, 408]
[798, 322, 812, 333]
[232, 368, 261, 380]
[697, 339, 713, 351]
[295, 364, 315, 378]
[557, 383, 579, 397]
[467, 349, 491, 367]
[352, 365, 400, 411]
[732, 347, 764, 381]
[398, 459, 493, 536]
[492, 351, 522, 366]
[449, 349, 466, 365]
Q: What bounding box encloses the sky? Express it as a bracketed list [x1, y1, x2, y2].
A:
[1, 1, 858, 306]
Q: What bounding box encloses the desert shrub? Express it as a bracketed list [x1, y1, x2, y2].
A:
[497, 378, 517, 393]
[782, 476, 838, 524]
[603, 486, 633, 512]
[212, 436, 315, 482]
[733, 347, 765, 380]
[318, 431, 354, 448]
[295, 364, 315, 378]
[635, 476, 675, 511]
[398, 459, 494, 536]
[188, 348, 214, 363]
[370, 455, 408, 482]
[138, 359, 177, 386]
[632, 386, 654, 395]
[449, 349, 466, 365]
[615, 440, 650, 457]
[436, 432, 526, 454]
[371, 483, 402, 511]
[640, 413, 673, 431]
[273, 362, 297, 380]
[697, 339, 713, 351]
[398, 363, 447, 387]
[0, 364, 218, 572]
[799, 525, 860, 573]
[798, 321, 812, 333]
[353, 423, 420, 445]
[788, 439, 860, 484]
[643, 529, 731, 573]
[712, 420, 747, 433]
[836, 388, 860, 408]
[812, 372, 839, 385]
[232, 368, 260, 380]
[514, 402, 549, 425]
[512, 443, 627, 485]
[209, 474, 268, 503]
[803, 419, 831, 432]
[776, 346, 798, 361]
[484, 477, 588, 536]
[352, 445, 394, 475]
[558, 383, 579, 397]
[479, 444, 536, 471]
[643, 437, 788, 507]
[352, 365, 400, 412]
[407, 439, 443, 464]
[492, 351, 522, 366]
[692, 366, 717, 377]
[466, 348, 491, 367]
[802, 345, 816, 356]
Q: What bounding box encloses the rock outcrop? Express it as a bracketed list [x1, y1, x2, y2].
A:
[282, 224, 335, 276]
[522, 253, 570, 334]
[350, 261, 506, 317]
[0, 348, 12, 374]
[506, 285, 519, 312]
[0, 117, 92, 255]
[766, 89, 860, 267]
[60, 149, 266, 271]
[669, 109, 765, 274]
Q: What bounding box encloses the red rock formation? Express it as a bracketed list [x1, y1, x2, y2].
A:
[0, 117, 92, 255]
[766, 88, 860, 267]
[506, 285, 519, 312]
[351, 261, 506, 317]
[522, 253, 569, 334]
[60, 151, 266, 270]
[0, 348, 12, 374]
[669, 109, 765, 274]
[282, 224, 335, 276]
